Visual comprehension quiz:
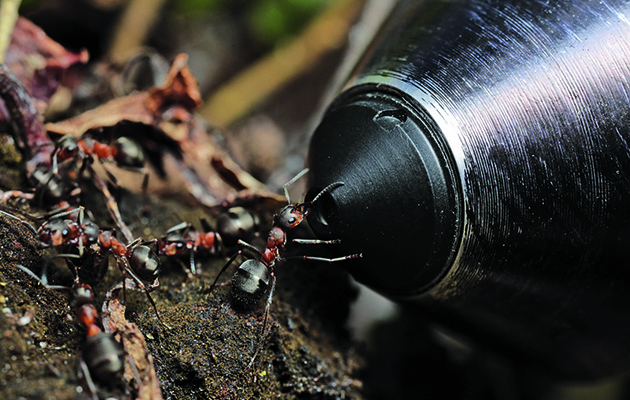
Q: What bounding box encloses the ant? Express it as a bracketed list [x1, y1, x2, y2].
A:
[15, 265, 125, 398]
[48, 133, 148, 243]
[158, 207, 259, 274]
[51, 134, 146, 177]
[37, 206, 100, 253]
[91, 228, 169, 329]
[34, 206, 110, 287]
[73, 283, 126, 397]
[157, 218, 223, 275]
[207, 169, 362, 366]
[14, 206, 168, 328]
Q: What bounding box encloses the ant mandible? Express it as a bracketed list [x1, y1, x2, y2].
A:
[207, 168, 362, 366]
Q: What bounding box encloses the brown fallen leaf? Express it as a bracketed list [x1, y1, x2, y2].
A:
[5, 17, 88, 112]
[45, 53, 284, 209]
[0, 17, 87, 176]
[103, 283, 163, 400]
[146, 53, 201, 115]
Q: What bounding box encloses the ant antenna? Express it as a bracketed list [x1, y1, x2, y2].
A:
[0, 209, 38, 236]
[15, 264, 72, 291]
[282, 168, 309, 203]
[309, 182, 344, 205]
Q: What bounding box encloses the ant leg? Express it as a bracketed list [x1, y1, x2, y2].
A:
[189, 251, 197, 275]
[292, 238, 342, 245]
[78, 358, 99, 400]
[238, 239, 264, 257]
[141, 285, 171, 329]
[281, 253, 363, 263]
[47, 205, 83, 220]
[139, 238, 157, 248]
[215, 234, 226, 257]
[100, 162, 121, 189]
[89, 165, 134, 243]
[52, 253, 82, 280]
[14, 264, 72, 291]
[141, 171, 149, 205]
[207, 251, 242, 292]
[41, 253, 79, 285]
[95, 253, 110, 283]
[120, 257, 171, 329]
[248, 271, 276, 368]
[0, 209, 38, 236]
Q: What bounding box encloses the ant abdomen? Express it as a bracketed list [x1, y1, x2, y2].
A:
[216, 206, 259, 247]
[111, 137, 145, 170]
[82, 332, 125, 383]
[31, 168, 69, 204]
[129, 245, 160, 283]
[231, 259, 269, 308]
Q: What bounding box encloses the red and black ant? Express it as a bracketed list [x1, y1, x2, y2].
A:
[87, 227, 169, 329]
[51, 134, 146, 176]
[47, 133, 148, 242]
[157, 219, 223, 275]
[73, 282, 126, 397]
[14, 206, 168, 328]
[207, 169, 362, 366]
[158, 206, 260, 274]
[15, 265, 125, 398]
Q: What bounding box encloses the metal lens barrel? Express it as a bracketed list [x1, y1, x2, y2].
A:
[306, 0, 630, 379]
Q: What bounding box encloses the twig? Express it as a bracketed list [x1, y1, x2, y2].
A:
[200, 0, 366, 128]
[0, 0, 20, 63]
[90, 165, 134, 243]
[106, 0, 168, 64]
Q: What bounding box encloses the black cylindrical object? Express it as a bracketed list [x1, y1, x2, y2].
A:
[306, 0, 630, 379]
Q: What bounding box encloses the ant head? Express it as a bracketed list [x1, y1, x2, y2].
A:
[81, 221, 100, 245]
[160, 231, 188, 255]
[55, 135, 80, 161]
[72, 283, 94, 308]
[39, 218, 72, 247]
[273, 204, 309, 230]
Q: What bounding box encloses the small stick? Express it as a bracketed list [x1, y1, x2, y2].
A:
[0, 0, 21, 63]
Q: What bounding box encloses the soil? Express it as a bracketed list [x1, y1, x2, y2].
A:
[0, 138, 364, 400]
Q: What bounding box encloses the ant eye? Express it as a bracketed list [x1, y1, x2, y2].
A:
[288, 217, 296, 225]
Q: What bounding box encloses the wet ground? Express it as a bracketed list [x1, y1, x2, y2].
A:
[0, 140, 364, 399]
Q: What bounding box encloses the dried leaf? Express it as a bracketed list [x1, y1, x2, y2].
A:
[5, 17, 88, 111]
[45, 54, 283, 208]
[146, 53, 201, 115]
[103, 284, 163, 400]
